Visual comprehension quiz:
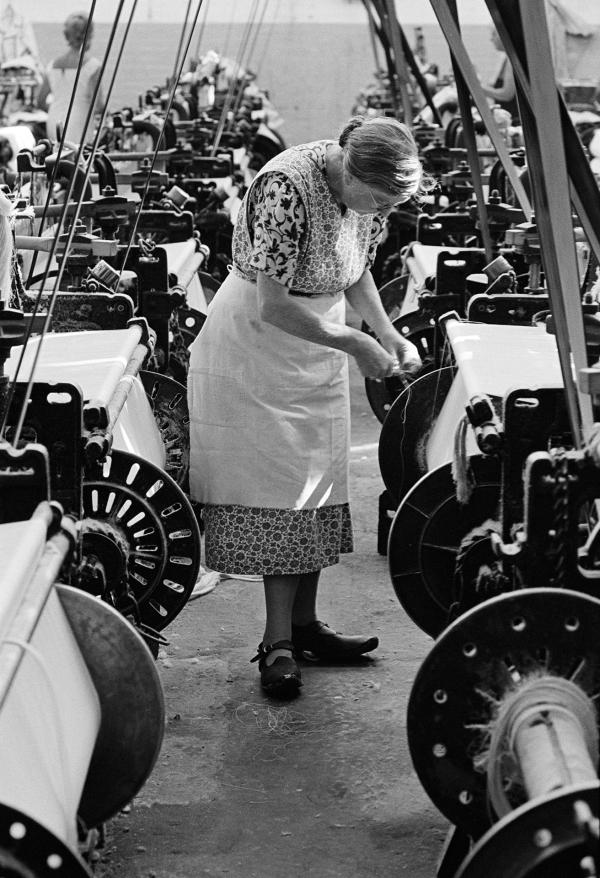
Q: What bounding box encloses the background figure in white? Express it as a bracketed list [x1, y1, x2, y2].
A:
[0, 1, 41, 69]
[39, 12, 103, 144]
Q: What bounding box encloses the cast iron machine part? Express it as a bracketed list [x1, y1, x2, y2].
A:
[407, 588, 600, 878]
[385, 316, 575, 636]
[79, 446, 200, 641]
[139, 369, 190, 489]
[76, 323, 201, 635]
[365, 240, 532, 424]
[385, 372, 600, 637]
[18, 148, 210, 374]
[18, 225, 207, 381]
[4, 319, 201, 642]
[388, 452, 501, 637]
[0, 500, 164, 876]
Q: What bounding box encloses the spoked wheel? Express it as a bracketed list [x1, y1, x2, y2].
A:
[388, 455, 501, 637]
[378, 366, 455, 505]
[365, 310, 439, 423]
[140, 370, 189, 490]
[82, 449, 201, 632]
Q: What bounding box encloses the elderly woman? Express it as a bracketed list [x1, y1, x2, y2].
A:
[188, 115, 428, 697]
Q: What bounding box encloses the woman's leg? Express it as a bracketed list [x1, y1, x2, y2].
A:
[291, 570, 321, 626]
[262, 573, 300, 665]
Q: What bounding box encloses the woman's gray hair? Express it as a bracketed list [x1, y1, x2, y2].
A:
[338, 115, 428, 200]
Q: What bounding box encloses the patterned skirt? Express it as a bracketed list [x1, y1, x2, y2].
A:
[202, 503, 353, 576]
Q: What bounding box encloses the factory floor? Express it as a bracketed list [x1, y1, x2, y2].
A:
[98, 308, 448, 878]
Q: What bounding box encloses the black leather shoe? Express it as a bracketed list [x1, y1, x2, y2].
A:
[250, 640, 302, 697]
[292, 620, 379, 661]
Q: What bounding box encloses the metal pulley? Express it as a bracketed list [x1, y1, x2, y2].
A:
[388, 454, 501, 637]
[0, 805, 93, 876]
[378, 366, 455, 504]
[58, 586, 165, 826]
[80, 449, 200, 632]
[455, 784, 600, 878]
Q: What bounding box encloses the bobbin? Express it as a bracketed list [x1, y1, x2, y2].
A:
[407, 588, 600, 839]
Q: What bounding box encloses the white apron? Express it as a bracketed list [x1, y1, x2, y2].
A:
[188, 272, 350, 510]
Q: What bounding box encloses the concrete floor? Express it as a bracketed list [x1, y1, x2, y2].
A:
[97, 311, 449, 878]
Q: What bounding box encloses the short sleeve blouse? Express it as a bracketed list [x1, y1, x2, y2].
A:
[247, 172, 307, 287]
[235, 164, 386, 291]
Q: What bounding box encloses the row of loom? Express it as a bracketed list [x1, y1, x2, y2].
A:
[359, 2, 600, 875]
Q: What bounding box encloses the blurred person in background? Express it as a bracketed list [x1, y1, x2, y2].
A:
[38, 11, 103, 144]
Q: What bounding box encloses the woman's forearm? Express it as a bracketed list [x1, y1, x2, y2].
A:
[345, 268, 404, 346]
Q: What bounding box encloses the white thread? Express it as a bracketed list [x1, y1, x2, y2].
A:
[452, 416, 473, 505]
[480, 674, 598, 818]
[4, 638, 73, 829]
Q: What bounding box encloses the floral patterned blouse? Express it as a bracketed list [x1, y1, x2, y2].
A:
[231, 140, 386, 295]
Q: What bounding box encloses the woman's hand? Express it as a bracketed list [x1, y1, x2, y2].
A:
[352, 334, 400, 379]
[379, 329, 423, 378]
[344, 270, 422, 379]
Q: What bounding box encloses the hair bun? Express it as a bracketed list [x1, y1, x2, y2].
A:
[338, 116, 364, 147]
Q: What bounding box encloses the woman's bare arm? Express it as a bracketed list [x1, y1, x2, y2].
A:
[344, 268, 422, 374]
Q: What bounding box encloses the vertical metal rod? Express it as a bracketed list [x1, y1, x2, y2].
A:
[367, 0, 400, 117]
[363, 0, 383, 76]
[509, 0, 591, 443]
[209, 0, 260, 154]
[428, 0, 532, 219]
[485, 0, 600, 270]
[194, 0, 211, 61]
[381, 0, 413, 125]
[171, 0, 194, 86]
[446, 0, 493, 262]
[226, 0, 269, 127]
[118, 0, 205, 281]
